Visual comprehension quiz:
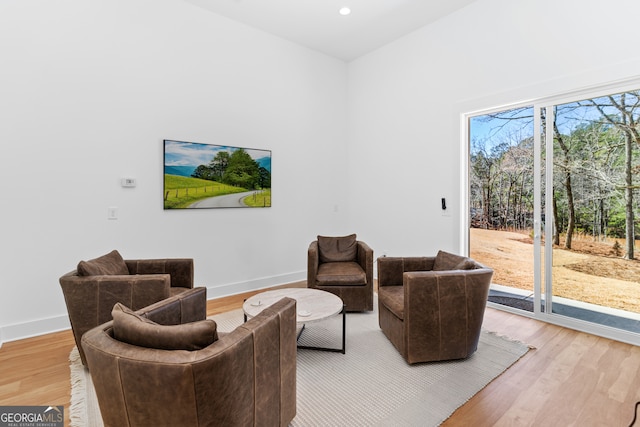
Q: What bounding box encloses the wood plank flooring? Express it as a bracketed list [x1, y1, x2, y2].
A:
[2, 284, 639, 426]
[442, 309, 640, 427]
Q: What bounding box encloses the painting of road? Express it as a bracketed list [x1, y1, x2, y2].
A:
[163, 139, 271, 209]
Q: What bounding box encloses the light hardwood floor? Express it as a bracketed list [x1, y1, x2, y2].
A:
[2, 284, 640, 427]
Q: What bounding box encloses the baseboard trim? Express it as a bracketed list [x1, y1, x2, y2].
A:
[205, 271, 306, 299]
[0, 270, 306, 344]
[1, 315, 71, 344]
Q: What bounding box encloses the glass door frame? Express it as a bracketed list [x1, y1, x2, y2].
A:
[462, 77, 640, 347]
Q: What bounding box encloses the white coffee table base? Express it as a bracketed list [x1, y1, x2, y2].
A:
[243, 288, 346, 354]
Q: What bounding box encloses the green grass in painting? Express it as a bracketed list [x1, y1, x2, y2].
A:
[243, 189, 271, 207]
[163, 175, 246, 209]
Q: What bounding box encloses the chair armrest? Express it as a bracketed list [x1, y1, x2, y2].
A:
[125, 258, 194, 289]
[356, 241, 374, 285]
[403, 268, 493, 330]
[139, 287, 207, 325]
[377, 257, 404, 287]
[402, 268, 493, 361]
[238, 297, 297, 424]
[239, 297, 297, 373]
[307, 241, 319, 286]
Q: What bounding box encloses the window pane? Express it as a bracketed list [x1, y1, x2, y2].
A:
[469, 106, 536, 312]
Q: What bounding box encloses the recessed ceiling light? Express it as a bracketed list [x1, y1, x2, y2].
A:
[339, 7, 351, 16]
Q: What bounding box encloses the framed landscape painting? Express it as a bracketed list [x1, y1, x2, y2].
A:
[163, 139, 271, 209]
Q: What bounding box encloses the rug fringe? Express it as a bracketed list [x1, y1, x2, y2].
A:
[484, 329, 537, 350]
[69, 347, 89, 427]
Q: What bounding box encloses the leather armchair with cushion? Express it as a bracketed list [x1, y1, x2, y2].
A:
[307, 234, 374, 311]
[59, 250, 194, 365]
[81, 287, 297, 427]
[377, 250, 493, 364]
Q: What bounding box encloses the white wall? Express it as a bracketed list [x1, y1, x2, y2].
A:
[0, 0, 349, 343]
[347, 0, 640, 258]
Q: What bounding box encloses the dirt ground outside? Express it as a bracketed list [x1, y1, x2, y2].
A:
[470, 228, 640, 314]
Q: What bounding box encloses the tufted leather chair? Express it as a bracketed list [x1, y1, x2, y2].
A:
[59, 250, 194, 365]
[82, 287, 297, 427]
[307, 234, 374, 311]
[377, 251, 493, 364]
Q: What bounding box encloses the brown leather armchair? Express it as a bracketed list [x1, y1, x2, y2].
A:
[307, 234, 374, 311]
[81, 287, 297, 427]
[59, 250, 194, 365]
[377, 251, 493, 364]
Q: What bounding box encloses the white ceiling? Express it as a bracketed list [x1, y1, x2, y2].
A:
[184, 0, 478, 62]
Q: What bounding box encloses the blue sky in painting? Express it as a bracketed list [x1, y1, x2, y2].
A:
[164, 140, 271, 169]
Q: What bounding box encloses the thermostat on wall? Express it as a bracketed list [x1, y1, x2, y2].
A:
[121, 177, 137, 188]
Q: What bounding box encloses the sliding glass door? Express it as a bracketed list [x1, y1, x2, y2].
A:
[466, 80, 640, 344]
[546, 92, 640, 332]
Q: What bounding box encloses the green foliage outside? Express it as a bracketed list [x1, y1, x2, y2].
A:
[164, 175, 245, 209]
[243, 189, 271, 207]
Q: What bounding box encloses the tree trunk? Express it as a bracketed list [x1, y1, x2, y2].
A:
[553, 190, 560, 246]
[553, 119, 575, 250]
[483, 184, 491, 229]
[624, 131, 635, 259]
[600, 199, 606, 242]
[564, 169, 575, 249]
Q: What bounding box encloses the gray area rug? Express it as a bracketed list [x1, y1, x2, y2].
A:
[70, 302, 530, 426]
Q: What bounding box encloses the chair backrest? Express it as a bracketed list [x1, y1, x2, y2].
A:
[59, 270, 171, 365]
[377, 256, 435, 287]
[124, 258, 194, 289]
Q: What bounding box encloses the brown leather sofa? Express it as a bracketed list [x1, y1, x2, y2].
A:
[59, 250, 194, 365]
[377, 251, 493, 364]
[82, 287, 297, 427]
[307, 234, 374, 311]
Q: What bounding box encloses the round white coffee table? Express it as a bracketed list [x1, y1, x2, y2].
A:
[243, 288, 346, 353]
